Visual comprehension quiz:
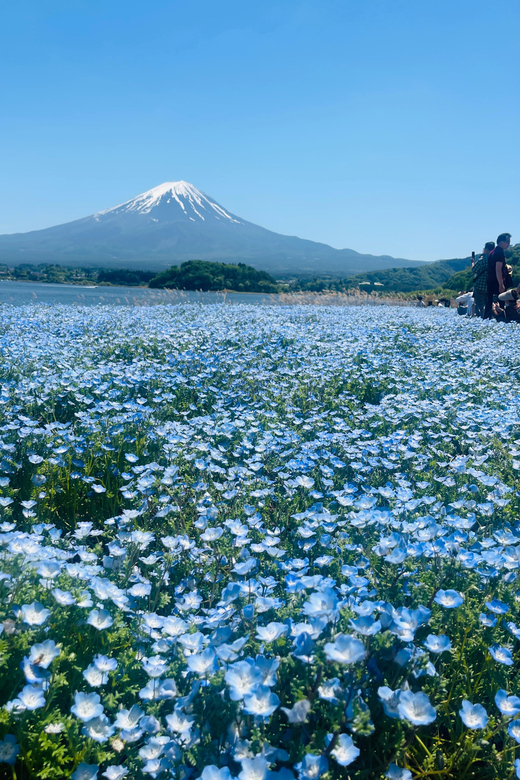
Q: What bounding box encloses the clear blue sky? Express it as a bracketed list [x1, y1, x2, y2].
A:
[0, 0, 518, 261]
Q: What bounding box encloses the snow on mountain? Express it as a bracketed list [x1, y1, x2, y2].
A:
[96, 181, 241, 223]
[0, 181, 423, 277]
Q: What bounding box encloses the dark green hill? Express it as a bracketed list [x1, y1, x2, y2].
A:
[149, 260, 279, 292]
[342, 256, 471, 292]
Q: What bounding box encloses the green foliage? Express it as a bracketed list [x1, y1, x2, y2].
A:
[148, 260, 279, 292]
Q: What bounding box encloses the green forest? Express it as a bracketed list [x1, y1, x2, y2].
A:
[148, 260, 279, 292]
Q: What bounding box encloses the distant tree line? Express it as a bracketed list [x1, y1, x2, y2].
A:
[4, 248, 518, 297]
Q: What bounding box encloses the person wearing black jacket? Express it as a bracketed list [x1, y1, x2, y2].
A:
[484, 233, 512, 319]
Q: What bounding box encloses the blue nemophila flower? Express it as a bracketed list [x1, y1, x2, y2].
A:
[378, 686, 401, 719]
[71, 765, 99, 780]
[397, 690, 436, 726]
[52, 588, 76, 605]
[256, 622, 288, 642]
[71, 691, 104, 721]
[515, 758, 520, 779]
[509, 721, 520, 743]
[302, 587, 338, 620]
[349, 615, 382, 636]
[324, 634, 366, 665]
[459, 700, 488, 729]
[225, 659, 263, 700]
[129, 582, 151, 598]
[507, 621, 520, 639]
[8, 684, 45, 712]
[479, 613, 497, 627]
[243, 684, 280, 718]
[102, 767, 129, 780]
[488, 644, 514, 666]
[114, 704, 144, 730]
[165, 707, 195, 736]
[186, 647, 218, 676]
[317, 677, 342, 703]
[201, 768, 234, 780]
[82, 714, 115, 743]
[281, 698, 311, 723]
[295, 753, 328, 780]
[83, 664, 108, 687]
[20, 602, 51, 626]
[94, 654, 118, 672]
[433, 589, 464, 609]
[28, 639, 60, 668]
[485, 599, 509, 614]
[423, 634, 452, 654]
[386, 765, 412, 780]
[495, 689, 520, 717]
[325, 733, 360, 767]
[0, 735, 19, 765]
[138, 735, 171, 762]
[87, 609, 113, 631]
[238, 756, 268, 780]
[142, 655, 169, 678]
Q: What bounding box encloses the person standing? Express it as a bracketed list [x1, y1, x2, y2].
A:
[472, 241, 495, 317]
[485, 233, 512, 319]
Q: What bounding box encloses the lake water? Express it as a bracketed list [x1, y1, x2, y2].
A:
[0, 281, 279, 307]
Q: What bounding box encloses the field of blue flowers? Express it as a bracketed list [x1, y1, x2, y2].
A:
[1, 302, 520, 780]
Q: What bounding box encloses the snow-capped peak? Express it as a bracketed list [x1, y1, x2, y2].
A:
[96, 181, 241, 223]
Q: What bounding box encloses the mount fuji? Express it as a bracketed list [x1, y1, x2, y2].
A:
[0, 181, 422, 277]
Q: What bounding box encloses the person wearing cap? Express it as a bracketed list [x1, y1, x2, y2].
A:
[485, 233, 512, 318]
[472, 242, 494, 317]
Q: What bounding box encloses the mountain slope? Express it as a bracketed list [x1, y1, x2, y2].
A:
[345, 256, 472, 292]
[0, 181, 423, 277]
